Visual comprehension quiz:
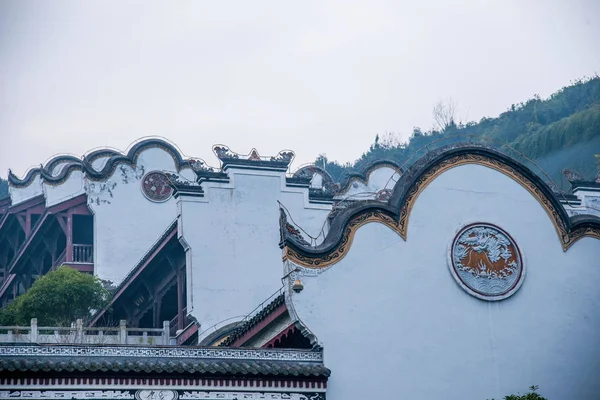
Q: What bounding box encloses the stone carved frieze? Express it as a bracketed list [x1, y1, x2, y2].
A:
[0, 392, 133, 399]
[0, 392, 325, 400]
[449, 223, 524, 301]
[136, 391, 178, 400]
[0, 344, 323, 362]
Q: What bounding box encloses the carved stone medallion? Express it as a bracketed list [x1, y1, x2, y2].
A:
[449, 223, 524, 301]
[141, 171, 173, 202]
[136, 390, 178, 400]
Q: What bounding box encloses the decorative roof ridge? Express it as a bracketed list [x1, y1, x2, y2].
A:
[0, 343, 329, 378]
[218, 293, 287, 347]
[334, 159, 403, 196]
[212, 145, 295, 170]
[570, 180, 600, 190]
[8, 138, 198, 188]
[280, 144, 600, 267]
[290, 160, 403, 199]
[0, 342, 324, 362]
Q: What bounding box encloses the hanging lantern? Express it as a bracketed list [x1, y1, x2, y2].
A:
[292, 279, 304, 293]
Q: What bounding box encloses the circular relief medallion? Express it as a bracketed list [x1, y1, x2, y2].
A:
[141, 171, 173, 202]
[449, 223, 524, 301]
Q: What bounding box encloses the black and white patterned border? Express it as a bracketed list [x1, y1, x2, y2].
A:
[0, 345, 322, 362]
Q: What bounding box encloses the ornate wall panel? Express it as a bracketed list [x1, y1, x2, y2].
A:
[448, 223, 524, 301]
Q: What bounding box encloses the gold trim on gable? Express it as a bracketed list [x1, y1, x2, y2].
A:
[283, 153, 600, 269]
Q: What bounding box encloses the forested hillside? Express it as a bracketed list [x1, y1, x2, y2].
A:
[0, 178, 7, 200]
[1, 77, 598, 200]
[316, 76, 600, 190]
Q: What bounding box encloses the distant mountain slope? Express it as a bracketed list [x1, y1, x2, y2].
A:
[317, 76, 600, 190]
[0, 178, 7, 200]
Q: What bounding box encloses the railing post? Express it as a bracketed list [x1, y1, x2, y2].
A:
[30, 318, 38, 342]
[76, 319, 83, 343]
[163, 321, 170, 345]
[119, 320, 127, 344]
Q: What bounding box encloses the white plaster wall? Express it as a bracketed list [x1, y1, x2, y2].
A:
[44, 171, 85, 207]
[9, 176, 43, 205]
[290, 164, 600, 400]
[179, 168, 331, 339]
[87, 147, 184, 284]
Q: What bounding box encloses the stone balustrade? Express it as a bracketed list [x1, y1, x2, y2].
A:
[0, 319, 172, 345]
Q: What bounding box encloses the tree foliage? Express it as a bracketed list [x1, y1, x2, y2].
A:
[0, 178, 8, 200]
[317, 76, 600, 187]
[488, 385, 547, 400]
[0, 267, 110, 326]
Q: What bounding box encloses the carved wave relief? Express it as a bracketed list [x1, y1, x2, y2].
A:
[450, 223, 524, 300]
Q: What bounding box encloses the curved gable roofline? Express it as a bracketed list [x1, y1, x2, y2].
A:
[8, 137, 194, 187]
[281, 144, 600, 269]
[84, 137, 193, 181]
[292, 164, 335, 184]
[44, 155, 82, 174]
[8, 166, 43, 188]
[334, 159, 403, 196]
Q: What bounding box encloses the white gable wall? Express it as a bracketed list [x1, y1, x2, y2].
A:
[178, 167, 331, 341]
[9, 176, 43, 205]
[87, 147, 184, 285]
[289, 164, 600, 400]
[44, 170, 85, 207]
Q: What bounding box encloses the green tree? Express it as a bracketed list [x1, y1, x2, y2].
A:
[0, 266, 110, 326]
[488, 385, 547, 400]
[315, 75, 600, 188]
[0, 178, 8, 200]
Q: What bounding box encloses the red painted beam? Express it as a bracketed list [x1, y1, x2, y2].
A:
[5, 211, 50, 275]
[230, 302, 288, 347]
[0, 196, 45, 234]
[5, 195, 91, 276]
[177, 323, 198, 345]
[262, 323, 295, 348]
[7, 195, 45, 214]
[0, 274, 16, 300]
[61, 262, 94, 273]
[48, 194, 87, 214]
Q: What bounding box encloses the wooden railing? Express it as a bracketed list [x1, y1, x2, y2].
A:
[73, 244, 93, 264]
[0, 319, 173, 345]
[169, 307, 192, 336]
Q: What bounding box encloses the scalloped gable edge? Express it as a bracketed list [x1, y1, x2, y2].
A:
[281, 144, 600, 269]
[8, 138, 198, 188]
[334, 159, 404, 196]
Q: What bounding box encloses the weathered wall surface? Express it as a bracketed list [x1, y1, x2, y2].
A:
[87, 147, 190, 285]
[9, 176, 43, 205]
[289, 164, 600, 400]
[44, 170, 85, 207]
[178, 168, 331, 341]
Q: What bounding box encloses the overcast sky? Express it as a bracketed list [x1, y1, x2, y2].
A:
[1, 0, 599, 176]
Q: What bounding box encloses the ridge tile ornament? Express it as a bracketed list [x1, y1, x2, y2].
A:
[449, 223, 525, 301]
[142, 171, 173, 202]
